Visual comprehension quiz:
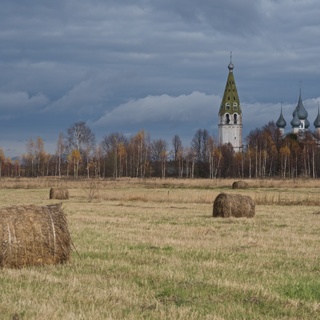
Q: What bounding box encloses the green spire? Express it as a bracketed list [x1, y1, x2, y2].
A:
[219, 53, 242, 116]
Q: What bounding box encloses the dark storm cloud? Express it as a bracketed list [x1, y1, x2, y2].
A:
[152, 0, 264, 35]
[0, 0, 320, 157]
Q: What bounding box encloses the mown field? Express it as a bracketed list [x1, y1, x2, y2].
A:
[0, 178, 320, 319]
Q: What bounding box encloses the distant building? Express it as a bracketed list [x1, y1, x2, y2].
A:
[218, 54, 243, 152]
[276, 88, 319, 136]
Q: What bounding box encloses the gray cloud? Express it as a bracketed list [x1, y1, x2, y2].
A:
[0, 0, 320, 157]
[152, 0, 265, 35]
[0, 91, 48, 113]
[94, 91, 219, 126]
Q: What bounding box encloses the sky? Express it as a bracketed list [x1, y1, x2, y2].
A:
[1, 0, 320, 157]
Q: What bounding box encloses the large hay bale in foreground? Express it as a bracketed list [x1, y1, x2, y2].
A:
[213, 193, 255, 218]
[50, 187, 69, 200]
[232, 180, 249, 189]
[0, 203, 71, 268]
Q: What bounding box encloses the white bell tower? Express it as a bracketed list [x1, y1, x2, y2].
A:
[218, 53, 243, 152]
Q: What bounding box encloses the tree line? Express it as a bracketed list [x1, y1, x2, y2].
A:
[1, 121, 320, 179]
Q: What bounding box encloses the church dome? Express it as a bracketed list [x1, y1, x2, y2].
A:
[290, 109, 302, 128]
[314, 107, 320, 128]
[276, 108, 286, 128]
[295, 89, 308, 120]
[305, 118, 310, 129]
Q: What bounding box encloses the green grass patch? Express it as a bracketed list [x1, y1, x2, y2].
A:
[279, 277, 320, 301]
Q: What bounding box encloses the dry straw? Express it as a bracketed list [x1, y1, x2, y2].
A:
[232, 180, 249, 189]
[49, 187, 69, 200]
[0, 203, 71, 268]
[213, 193, 255, 218]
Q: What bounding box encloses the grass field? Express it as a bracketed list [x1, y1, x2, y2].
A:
[0, 178, 320, 319]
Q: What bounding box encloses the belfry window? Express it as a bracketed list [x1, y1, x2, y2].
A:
[226, 114, 230, 124]
[234, 114, 237, 124]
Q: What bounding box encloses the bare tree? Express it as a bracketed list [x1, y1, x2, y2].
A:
[94, 145, 104, 178]
[184, 147, 196, 178]
[280, 145, 290, 178]
[207, 137, 222, 179]
[191, 129, 210, 177]
[56, 133, 65, 177]
[128, 130, 150, 178]
[150, 139, 168, 178]
[26, 139, 36, 177]
[100, 132, 127, 178]
[66, 122, 96, 178]
[35, 137, 46, 176]
[172, 134, 182, 161]
[172, 134, 183, 177]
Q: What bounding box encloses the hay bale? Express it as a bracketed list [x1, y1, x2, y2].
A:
[0, 203, 71, 268]
[50, 187, 69, 200]
[213, 193, 255, 218]
[232, 180, 249, 189]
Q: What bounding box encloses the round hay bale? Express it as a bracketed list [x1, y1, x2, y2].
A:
[49, 187, 69, 200]
[213, 193, 255, 218]
[232, 181, 249, 189]
[0, 203, 71, 268]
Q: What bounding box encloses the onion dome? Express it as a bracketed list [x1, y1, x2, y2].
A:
[295, 89, 308, 120]
[314, 107, 320, 128]
[276, 107, 286, 128]
[290, 109, 302, 128]
[305, 118, 310, 129]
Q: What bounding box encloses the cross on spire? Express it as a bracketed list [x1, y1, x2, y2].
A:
[228, 51, 234, 71]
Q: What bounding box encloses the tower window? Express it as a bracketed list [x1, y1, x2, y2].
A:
[234, 114, 237, 124]
[226, 114, 230, 124]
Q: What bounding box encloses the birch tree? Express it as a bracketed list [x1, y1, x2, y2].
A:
[66, 122, 96, 178]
